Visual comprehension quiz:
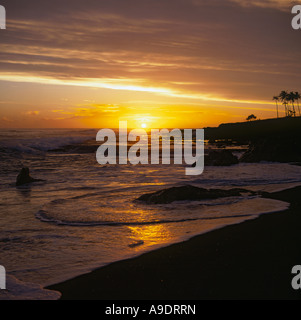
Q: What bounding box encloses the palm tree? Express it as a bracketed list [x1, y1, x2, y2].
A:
[273, 95, 279, 118]
[294, 91, 301, 116]
[283, 101, 289, 116]
[279, 90, 289, 116]
[288, 91, 296, 117]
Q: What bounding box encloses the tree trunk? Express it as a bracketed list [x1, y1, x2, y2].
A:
[292, 102, 296, 117]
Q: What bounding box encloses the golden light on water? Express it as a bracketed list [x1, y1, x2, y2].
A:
[128, 224, 173, 249]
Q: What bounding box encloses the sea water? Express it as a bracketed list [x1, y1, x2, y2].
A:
[0, 128, 301, 299]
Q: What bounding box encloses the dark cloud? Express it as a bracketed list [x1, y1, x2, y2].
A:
[0, 0, 300, 101]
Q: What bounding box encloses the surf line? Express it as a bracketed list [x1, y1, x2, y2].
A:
[96, 121, 204, 175]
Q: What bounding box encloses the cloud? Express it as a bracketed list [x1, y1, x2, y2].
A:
[0, 0, 300, 114]
[1, 116, 13, 122]
[25, 110, 39, 116]
[229, 0, 296, 10]
[52, 104, 122, 120]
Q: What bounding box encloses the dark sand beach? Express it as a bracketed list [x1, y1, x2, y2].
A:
[2, 1, 301, 303]
[48, 186, 301, 300]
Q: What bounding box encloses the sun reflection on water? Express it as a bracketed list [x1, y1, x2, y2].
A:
[128, 224, 173, 249]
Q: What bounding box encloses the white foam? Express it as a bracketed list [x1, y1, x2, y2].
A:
[1, 136, 92, 153]
[0, 275, 61, 300]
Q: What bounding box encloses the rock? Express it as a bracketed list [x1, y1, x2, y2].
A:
[239, 143, 261, 163]
[136, 185, 252, 204]
[240, 137, 301, 163]
[205, 149, 239, 166]
[128, 240, 144, 248]
[16, 168, 43, 186]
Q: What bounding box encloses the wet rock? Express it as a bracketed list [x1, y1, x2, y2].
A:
[240, 137, 301, 163]
[205, 149, 239, 166]
[136, 185, 252, 204]
[16, 168, 43, 186]
[128, 240, 144, 248]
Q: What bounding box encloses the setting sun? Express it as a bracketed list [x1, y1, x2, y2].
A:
[1, 0, 301, 301]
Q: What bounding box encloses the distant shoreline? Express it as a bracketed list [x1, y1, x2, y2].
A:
[47, 185, 301, 300]
[204, 116, 301, 141]
[204, 117, 301, 163]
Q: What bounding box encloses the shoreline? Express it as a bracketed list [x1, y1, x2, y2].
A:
[47, 186, 301, 300]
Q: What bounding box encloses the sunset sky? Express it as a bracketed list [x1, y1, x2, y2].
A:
[0, 0, 300, 128]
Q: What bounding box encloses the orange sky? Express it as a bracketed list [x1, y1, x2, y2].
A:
[0, 0, 300, 128]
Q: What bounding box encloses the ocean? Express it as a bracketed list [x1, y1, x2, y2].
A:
[1, 128, 301, 299]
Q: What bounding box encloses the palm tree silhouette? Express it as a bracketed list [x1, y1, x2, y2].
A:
[284, 101, 290, 116]
[273, 90, 301, 118]
[279, 90, 289, 116]
[294, 91, 301, 116]
[288, 92, 296, 117]
[273, 95, 280, 118]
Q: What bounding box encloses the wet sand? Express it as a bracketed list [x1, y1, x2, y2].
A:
[48, 186, 301, 300]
